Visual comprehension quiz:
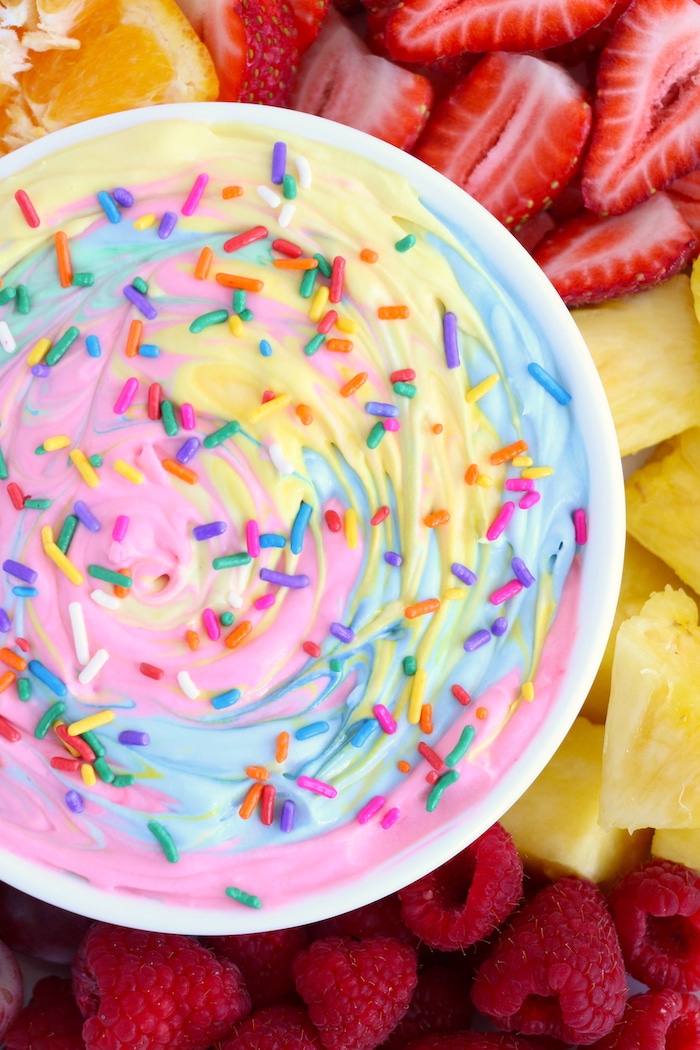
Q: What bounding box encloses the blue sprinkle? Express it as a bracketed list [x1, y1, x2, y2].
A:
[452, 562, 477, 586]
[464, 629, 491, 653]
[112, 187, 134, 207]
[365, 401, 399, 418]
[384, 551, 402, 567]
[259, 339, 273, 357]
[12, 586, 38, 598]
[290, 500, 313, 555]
[330, 622, 354, 644]
[74, 500, 101, 532]
[28, 659, 67, 697]
[352, 720, 376, 747]
[211, 688, 241, 710]
[138, 343, 160, 358]
[296, 720, 330, 740]
[260, 533, 286, 548]
[97, 190, 121, 224]
[86, 334, 102, 358]
[527, 361, 571, 405]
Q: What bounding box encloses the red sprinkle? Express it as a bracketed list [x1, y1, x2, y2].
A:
[224, 225, 268, 253]
[262, 389, 276, 403]
[7, 483, 24, 510]
[55, 723, 95, 761]
[303, 641, 321, 658]
[390, 368, 416, 383]
[15, 638, 30, 653]
[147, 383, 162, 420]
[260, 783, 276, 826]
[329, 255, 345, 303]
[139, 662, 164, 680]
[271, 238, 302, 258]
[417, 741, 446, 772]
[370, 506, 390, 526]
[451, 684, 471, 706]
[324, 509, 342, 532]
[317, 309, 338, 334]
[0, 715, 20, 742]
[51, 755, 80, 771]
[15, 189, 40, 228]
[426, 770, 440, 784]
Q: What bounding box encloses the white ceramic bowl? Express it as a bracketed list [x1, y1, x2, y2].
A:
[0, 102, 624, 933]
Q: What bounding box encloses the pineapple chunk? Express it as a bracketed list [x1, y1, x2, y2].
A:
[501, 718, 650, 885]
[600, 587, 700, 832]
[626, 428, 700, 595]
[652, 828, 700, 873]
[571, 275, 700, 457]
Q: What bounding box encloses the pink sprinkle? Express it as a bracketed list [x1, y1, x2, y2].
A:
[373, 704, 397, 734]
[486, 501, 515, 541]
[573, 508, 588, 544]
[381, 807, 400, 829]
[357, 795, 386, 824]
[383, 418, 400, 432]
[505, 478, 534, 491]
[246, 520, 261, 558]
[519, 491, 541, 510]
[181, 173, 209, 216]
[113, 377, 139, 415]
[297, 775, 337, 798]
[112, 515, 129, 542]
[202, 608, 220, 641]
[489, 578, 523, 605]
[254, 593, 275, 611]
[181, 403, 195, 430]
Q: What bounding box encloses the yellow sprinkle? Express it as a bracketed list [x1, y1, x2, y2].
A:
[69, 449, 100, 488]
[40, 525, 54, 551]
[27, 337, 51, 366]
[309, 285, 330, 323]
[344, 507, 359, 549]
[443, 587, 465, 600]
[44, 542, 84, 585]
[114, 459, 144, 484]
[336, 316, 358, 334]
[476, 474, 495, 487]
[521, 466, 554, 479]
[81, 762, 96, 786]
[521, 681, 535, 702]
[228, 314, 244, 337]
[54, 721, 80, 758]
[67, 710, 115, 736]
[248, 393, 292, 423]
[408, 669, 427, 724]
[512, 455, 533, 467]
[466, 374, 500, 403]
[134, 213, 156, 230]
[43, 435, 71, 452]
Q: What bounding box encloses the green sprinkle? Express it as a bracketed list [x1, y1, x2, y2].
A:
[88, 453, 103, 468]
[225, 886, 262, 909]
[366, 421, 386, 449]
[393, 381, 417, 399]
[0, 446, 7, 480]
[233, 289, 247, 314]
[239, 308, 254, 322]
[220, 611, 235, 626]
[212, 553, 251, 569]
[300, 268, 317, 298]
[34, 445, 46, 455]
[34, 701, 66, 739]
[329, 658, 342, 673]
[72, 272, 94, 287]
[17, 678, 31, 701]
[283, 173, 297, 200]
[426, 769, 460, 812]
[314, 253, 332, 278]
[112, 773, 135, 787]
[132, 276, 148, 294]
[88, 565, 133, 587]
[160, 400, 179, 437]
[45, 326, 80, 366]
[445, 725, 476, 767]
[304, 333, 325, 356]
[24, 498, 52, 509]
[81, 729, 106, 757]
[148, 819, 179, 863]
[0, 288, 16, 305]
[94, 756, 115, 783]
[56, 514, 79, 554]
[403, 655, 417, 676]
[189, 308, 229, 333]
[395, 233, 416, 252]
[203, 420, 240, 449]
[15, 284, 30, 314]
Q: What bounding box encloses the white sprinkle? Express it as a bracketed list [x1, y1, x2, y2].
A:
[269, 443, 293, 475]
[68, 601, 90, 666]
[278, 203, 296, 229]
[0, 321, 16, 354]
[257, 185, 281, 208]
[227, 591, 244, 609]
[296, 155, 312, 189]
[90, 588, 120, 611]
[177, 670, 200, 699]
[78, 648, 110, 685]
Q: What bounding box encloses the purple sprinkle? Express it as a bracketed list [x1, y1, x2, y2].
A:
[31, 364, 50, 377]
[2, 559, 38, 585]
[113, 187, 134, 207]
[505, 478, 534, 492]
[158, 211, 177, 240]
[451, 562, 477, 586]
[443, 311, 460, 369]
[193, 521, 227, 541]
[119, 730, 150, 746]
[464, 629, 491, 652]
[271, 141, 287, 184]
[112, 515, 129, 542]
[384, 551, 402, 567]
[519, 491, 541, 510]
[330, 622, 354, 643]
[176, 437, 201, 465]
[181, 173, 209, 216]
[259, 568, 310, 589]
[491, 616, 508, 636]
[280, 798, 295, 832]
[74, 500, 101, 533]
[365, 402, 399, 418]
[123, 284, 157, 320]
[0, 608, 10, 632]
[65, 789, 84, 813]
[381, 807, 400, 829]
[512, 557, 536, 587]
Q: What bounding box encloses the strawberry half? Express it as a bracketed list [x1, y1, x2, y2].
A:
[532, 192, 697, 307]
[289, 0, 330, 52]
[414, 52, 592, 229]
[581, 0, 700, 215]
[668, 170, 700, 247]
[290, 10, 434, 151]
[384, 0, 617, 64]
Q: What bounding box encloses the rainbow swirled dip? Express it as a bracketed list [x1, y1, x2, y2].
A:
[0, 115, 589, 925]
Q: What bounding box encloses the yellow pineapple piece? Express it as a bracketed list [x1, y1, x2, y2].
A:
[626, 428, 700, 595]
[501, 718, 650, 885]
[600, 587, 700, 832]
[571, 275, 700, 457]
[652, 828, 700, 873]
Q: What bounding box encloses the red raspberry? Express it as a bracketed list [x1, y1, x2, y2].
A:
[6, 977, 84, 1050]
[207, 927, 311, 1009]
[398, 823, 523, 950]
[471, 876, 627, 1045]
[314, 893, 418, 947]
[220, 1003, 324, 1049]
[71, 922, 251, 1050]
[607, 858, 700, 991]
[293, 935, 418, 1050]
[379, 964, 472, 1049]
[403, 1034, 544, 1050]
[588, 989, 700, 1050]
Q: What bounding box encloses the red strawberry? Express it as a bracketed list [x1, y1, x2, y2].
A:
[414, 52, 591, 229]
[384, 0, 618, 64]
[532, 192, 697, 306]
[667, 169, 700, 247]
[512, 210, 557, 255]
[544, 0, 633, 67]
[289, 0, 330, 50]
[290, 10, 434, 151]
[581, 0, 700, 215]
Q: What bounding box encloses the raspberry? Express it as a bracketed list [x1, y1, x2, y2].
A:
[607, 858, 700, 991]
[220, 1003, 324, 1049]
[71, 922, 251, 1050]
[207, 927, 310, 1009]
[403, 1034, 544, 1050]
[293, 935, 418, 1050]
[471, 876, 627, 1045]
[588, 989, 700, 1050]
[314, 893, 417, 946]
[398, 823, 523, 950]
[6, 977, 84, 1050]
[380, 964, 472, 1049]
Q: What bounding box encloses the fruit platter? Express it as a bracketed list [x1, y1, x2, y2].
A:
[0, 0, 699, 1048]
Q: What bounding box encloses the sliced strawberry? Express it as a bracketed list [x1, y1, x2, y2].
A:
[667, 169, 700, 248]
[173, 0, 207, 36]
[413, 52, 591, 229]
[290, 10, 434, 151]
[365, 6, 481, 92]
[384, 0, 617, 64]
[582, 0, 700, 215]
[544, 0, 632, 67]
[289, 0, 330, 52]
[533, 192, 697, 307]
[513, 210, 557, 255]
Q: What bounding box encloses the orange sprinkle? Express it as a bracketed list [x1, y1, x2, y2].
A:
[239, 781, 264, 820]
[296, 404, 314, 425]
[125, 318, 142, 358]
[186, 630, 200, 651]
[432, 423, 443, 434]
[276, 731, 289, 763]
[0, 648, 27, 672]
[420, 703, 433, 734]
[222, 185, 244, 198]
[327, 338, 353, 353]
[114, 572, 130, 599]
[360, 248, 379, 263]
[225, 620, 252, 650]
[404, 598, 441, 619]
[424, 509, 450, 528]
[0, 670, 16, 693]
[340, 371, 367, 397]
[476, 707, 489, 720]
[54, 231, 73, 288]
[245, 765, 269, 781]
[378, 305, 409, 319]
[465, 463, 479, 484]
[490, 439, 529, 466]
[273, 257, 318, 270]
[397, 759, 411, 774]
[216, 272, 264, 292]
[194, 246, 213, 280]
[162, 458, 198, 485]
